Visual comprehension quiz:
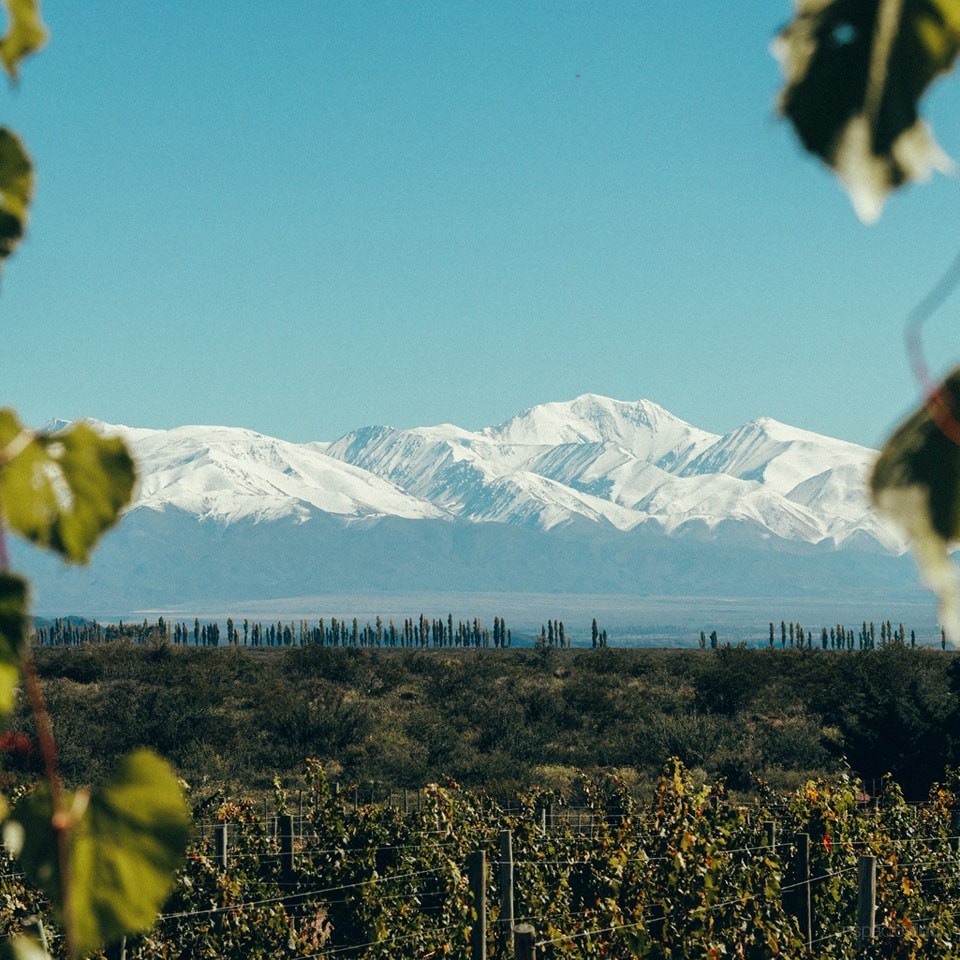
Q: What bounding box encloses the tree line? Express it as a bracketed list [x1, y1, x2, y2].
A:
[35, 613, 516, 649]
[33, 613, 623, 649]
[764, 619, 944, 650]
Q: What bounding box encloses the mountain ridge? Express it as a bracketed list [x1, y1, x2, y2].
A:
[60, 392, 895, 546]
[17, 395, 917, 614]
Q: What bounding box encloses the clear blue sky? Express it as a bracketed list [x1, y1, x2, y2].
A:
[4, 1, 960, 448]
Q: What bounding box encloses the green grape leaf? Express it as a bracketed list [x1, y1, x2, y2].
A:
[0, 412, 135, 563]
[870, 366, 960, 640]
[0, 128, 33, 264]
[0, 0, 46, 80]
[8, 750, 191, 957]
[774, 0, 960, 222]
[73, 750, 191, 952]
[0, 937, 50, 960]
[0, 571, 27, 714]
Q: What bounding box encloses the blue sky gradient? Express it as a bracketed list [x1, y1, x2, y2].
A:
[4, 1, 960, 448]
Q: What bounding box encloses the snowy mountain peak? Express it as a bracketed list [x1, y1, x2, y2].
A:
[679, 416, 874, 497]
[102, 421, 445, 524]
[483, 393, 716, 463]
[43, 418, 74, 433]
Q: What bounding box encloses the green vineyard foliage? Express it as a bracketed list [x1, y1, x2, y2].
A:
[0, 761, 950, 958]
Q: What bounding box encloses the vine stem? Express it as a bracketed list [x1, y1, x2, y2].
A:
[0, 513, 76, 958]
[0, 519, 9, 571]
[20, 648, 75, 957]
[905, 246, 960, 445]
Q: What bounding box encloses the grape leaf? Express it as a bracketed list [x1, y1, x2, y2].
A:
[0, 0, 46, 80]
[0, 411, 136, 563]
[8, 750, 191, 957]
[774, 0, 960, 222]
[0, 571, 27, 714]
[870, 366, 960, 640]
[0, 937, 50, 960]
[0, 128, 33, 264]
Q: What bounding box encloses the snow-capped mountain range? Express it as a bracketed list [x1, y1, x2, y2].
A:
[92, 394, 896, 549]
[19, 395, 918, 613]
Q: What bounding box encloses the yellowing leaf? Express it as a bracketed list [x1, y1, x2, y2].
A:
[0, 128, 33, 265]
[774, 0, 960, 222]
[10, 750, 191, 957]
[0, 0, 46, 80]
[0, 413, 135, 563]
[0, 571, 27, 714]
[870, 367, 960, 640]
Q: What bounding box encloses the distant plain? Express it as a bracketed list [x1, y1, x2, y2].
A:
[132, 590, 943, 648]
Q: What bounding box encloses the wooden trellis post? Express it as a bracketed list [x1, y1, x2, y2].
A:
[280, 813, 295, 884]
[214, 823, 228, 870]
[469, 850, 487, 959]
[785, 832, 812, 948]
[514, 924, 536, 960]
[500, 829, 515, 949]
[857, 856, 876, 946]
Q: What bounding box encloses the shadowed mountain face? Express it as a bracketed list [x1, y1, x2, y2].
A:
[15, 395, 920, 614]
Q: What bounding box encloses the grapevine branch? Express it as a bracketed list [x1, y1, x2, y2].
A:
[0, 500, 76, 957]
[905, 246, 960, 445]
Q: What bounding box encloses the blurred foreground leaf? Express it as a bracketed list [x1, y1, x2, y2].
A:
[0, 128, 33, 264]
[0, 0, 46, 80]
[774, 0, 960, 222]
[871, 366, 960, 639]
[8, 749, 191, 957]
[0, 571, 26, 714]
[0, 412, 135, 563]
[0, 937, 49, 960]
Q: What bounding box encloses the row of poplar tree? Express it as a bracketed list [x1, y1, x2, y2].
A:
[696, 619, 947, 651]
[764, 619, 946, 650]
[35, 614, 514, 649]
[173, 614, 514, 648]
[34, 614, 620, 650]
[534, 618, 609, 649]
